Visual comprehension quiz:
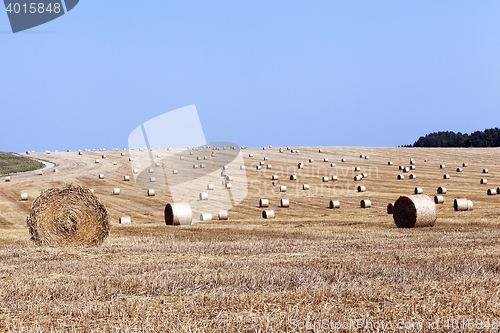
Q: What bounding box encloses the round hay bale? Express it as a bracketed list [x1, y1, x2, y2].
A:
[409, 174, 416, 179]
[354, 175, 362, 181]
[155, 162, 162, 167]
[89, 189, 94, 193]
[271, 175, 279, 180]
[456, 168, 462, 172]
[302, 184, 310, 190]
[26, 151, 30, 155]
[147, 189, 155, 196]
[454, 198, 473, 211]
[113, 188, 120, 195]
[319, 149, 323, 153]
[37, 171, 43, 176]
[200, 213, 212, 221]
[192, 165, 199, 169]
[309, 159, 314, 163]
[290, 175, 297, 180]
[121, 152, 125, 156]
[331, 175, 338, 181]
[322, 176, 329, 182]
[410, 165, 416, 170]
[79, 152, 83, 155]
[173, 169, 178, 174]
[480, 179, 487, 184]
[487, 189, 497, 196]
[393, 195, 436, 228]
[443, 174, 450, 179]
[360, 155, 364, 158]
[483, 169, 489, 174]
[360, 200, 371, 208]
[266, 165, 272, 169]
[128, 158, 133, 161]
[410, 160, 415, 165]
[357, 185, 366, 193]
[330, 200, 340, 209]
[399, 166, 404, 170]
[99, 174, 104, 179]
[298, 163, 304, 169]
[147, 169, 153, 173]
[240, 165, 245, 170]
[262, 210, 275, 219]
[365, 156, 369, 159]
[113, 162, 118, 166]
[440, 164, 445, 169]
[462, 163, 467, 167]
[5, 176, 11, 182]
[226, 176, 234, 181]
[197, 157, 202, 160]
[361, 173, 368, 178]
[123, 176, 130, 181]
[256, 165, 262, 170]
[279, 186, 287, 192]
[223, 165, 229, 170]
[323, 158, 329, 162]
[434, 195, 444, 204]
[398, 174, 404, 180]
[218, 210, 228, 220]
[179, 156, 185, 160]
[53, 168, 58, 173]
[388, 161, 393, 166]
[225, 183, 232, 189]
[387, 203, 394, 214]
[259, 199, 269, 208]
[437, 187, 447, 194]
[414, 187, 423, 194]
[199, 192, 209, 200]
[133, 169, 139, 174]
[20, 193, 28, 201]
[119, 217, 131, 224]
[27, 184, 110, 246]
[248, 154, 253, 157]
[101, 155, 107, 159]
[354, 167, 360, 171]
[263, 157, 268, 161]
[280, 199, 290, 208]
[403, 167, 410, 173]
[497, 187, 500, 195]
[207, 184, 214, 190]
[165, 203, 192, 226]
[330, 163, 336, 167]
[341, 158, 346, 162]
[259, 161, 264, 165]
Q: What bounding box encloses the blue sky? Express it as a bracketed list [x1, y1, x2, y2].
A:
[1, 1, 499, 152]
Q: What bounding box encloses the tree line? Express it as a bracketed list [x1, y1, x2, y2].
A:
[404, 128, 500, 147]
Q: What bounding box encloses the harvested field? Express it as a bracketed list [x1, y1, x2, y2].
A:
[0, 146, 499, 331]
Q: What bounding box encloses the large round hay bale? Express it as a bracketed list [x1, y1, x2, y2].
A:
[330, 200, 340, 209]
[454, 199, 473, 211]
[323, 158, 329, 162]
[456, 168, 462, 172]
[262, 210, 275, 219]
[259, 199, 269, 207]
[357, 185, 366, 193]
[165, 203, 192, 225]
[437, 187, 447, 194]
[440, 164, 445, 169]
[354, 167, 360, 171]
[27, 184, 110, 246]
[199, 192, 209, 200]
[280, 199, 290, 208]
[487, 189, 497, 196]
[434, 195, 444, 204]
[393, 195, 436, 228]
[272, 175, 279, 180]
[147, 189, 155, 196]
[360, 200, 371, 208]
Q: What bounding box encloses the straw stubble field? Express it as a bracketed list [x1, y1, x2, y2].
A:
[0, 147, 499, 332]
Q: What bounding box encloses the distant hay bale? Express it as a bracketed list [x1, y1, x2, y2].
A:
[399, 166, 404, 170]
[354, 166, 361, 171]
[119, 217, 131, 224]
[263, 157, 269, 161]
[322, 176, 329, 182]
[360, 155, 364, 158]
[248, 154, 254, 157]
[26, 151, 30, 155]
[256, 165, 262, 170]
[193, 165, 199, 169]
[290, 175, 297, 180]
[440, 165, 445, 169]
[5, 177, 11, 182]
[365, 156, 369, 159]
[226, 176, 234, 181]
[309, 159, 314, 163]
[79, 152, 83, 155]
[155, 162, 161, 167]
[410, 160, 415, 165]
[302, 184, 310, 190]
[403, 167, 410, 173]
[133, 169, 139, 174]
[148, 169, 154, 173]
[331, 176, 338, 181]
[443, 174, 450, 179]
[266, 165, 272, 169]
[147, 189, 155, 196]
[361, 173, 368, 178]
[456, 168, 462, 172]
[398, 175, 404, 180]
[387, 203, 394, 214]
[462, 163, 467, 167]
[121, 152, 125, 156]
[272, 175, 279, 180]
[128, 158, 133, 161]
[409, 174, 416, 179]
[279, 186, 287, 192]
[197, 157, 202, 160]
[173, 169, 178, 174]
[341, 158, 346, 162]
[354, 175, 362, 181]
[225, 183, 232, 189]
[218, 210, 228, 220]
[480, 179, 487, 184]
[240, 165, 245, 170]
[165, 203, 192, 226]
[199, 192, 209, 200]
[259, 161, 265, 165]
[99, 174, 104, 179]
[280, 199, 290, 208]
[179, 156, 185, 160]
[357, 185, 366, 193]
[330, 163, 336, 167]
[393, 195, 436, 228]
[330, 200, 340, 209]
[454, 199, 473, 211]
[37, 171, 43, 176]
[113, 188, 120, 195]
[259, 199, 269, 207]
[20, 193, 28, 201]
[388, 161, 393, 166]
[53, 168, 58, 173]
[102, 155, 107, 159]
[207, 184, 214, 190]
[318, 149, 323, 153]
[414, 187, 424, 194]
[113, 162, 117, 165]
[200, 213, 212, 221]
[434, 195, 444, 204]
[89, 189, 94, 193]
[410, 165, 416, 170]
[223, 165, 229, 170]
[360, 200, 371, 208]
[262, 209, 275, 219]
[323, 158, 329, 162]
[27, 184, 110, 246]
[487, 189, 497, 196]
[123, 176, 130, 181]
[483, 169, 489, 174]
[437, 187, 447, 194]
